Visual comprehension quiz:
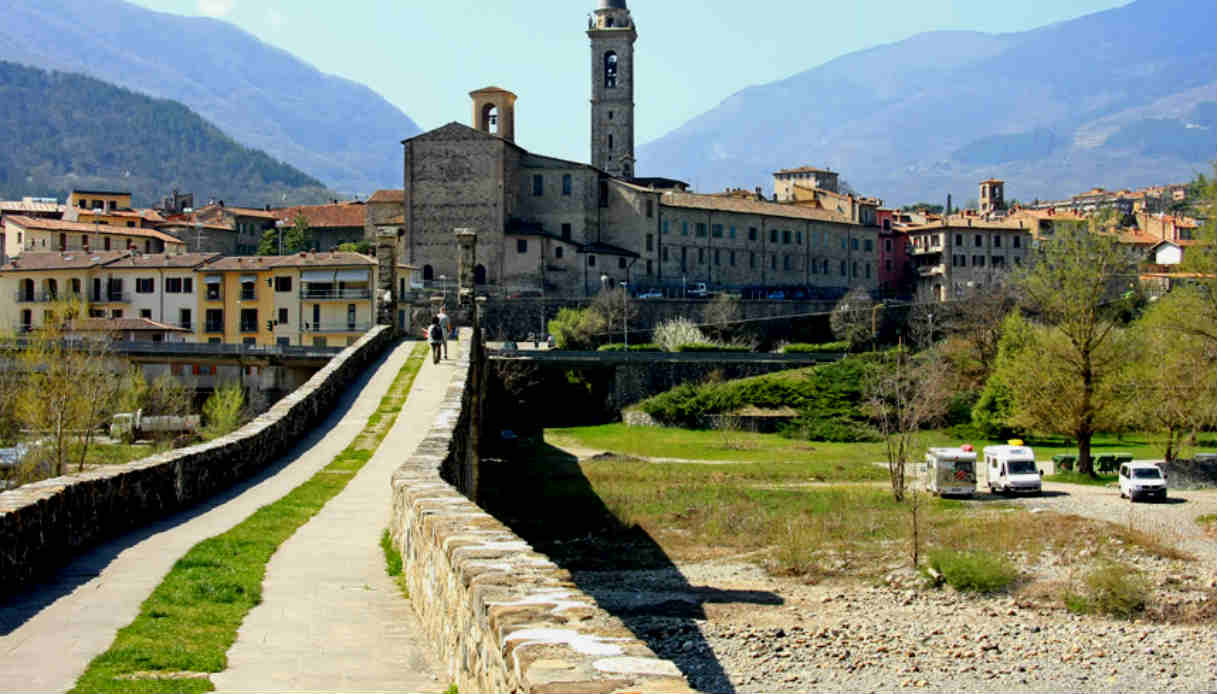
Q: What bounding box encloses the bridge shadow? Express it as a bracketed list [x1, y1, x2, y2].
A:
[480, 441, 783, 693]
[0, 339, 405, 636]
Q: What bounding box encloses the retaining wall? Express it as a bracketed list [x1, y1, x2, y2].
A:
[389, 329, 693, 693]
[0, 326, 394, 590]
[1163, 459, 1217, 490]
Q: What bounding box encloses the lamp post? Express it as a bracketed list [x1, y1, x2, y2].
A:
[439, 274, 447, 304]
[274, 219, 286, 255]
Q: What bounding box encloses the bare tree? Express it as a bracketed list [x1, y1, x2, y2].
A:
[702, 293, 741, 340]
[944, 275, 1019, 374]
[591, 287, 638, 344]
[864, 347, 953, 502]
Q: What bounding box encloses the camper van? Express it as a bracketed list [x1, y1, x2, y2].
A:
[923, 446, 978, 497]
[984, 441, 1042, 495]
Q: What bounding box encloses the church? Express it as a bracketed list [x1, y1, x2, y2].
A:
[379, 0, 879, 299]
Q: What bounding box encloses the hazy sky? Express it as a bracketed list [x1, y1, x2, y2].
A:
[126, 0, 1130, 165]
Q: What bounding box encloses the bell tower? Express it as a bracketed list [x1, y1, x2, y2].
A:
[588, 0, 637, 178]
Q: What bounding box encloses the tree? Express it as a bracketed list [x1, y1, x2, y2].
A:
[590, 287, 638, 344]
[702, 293, 741, 340]
[830, 287, 876, 351]
[1123, 290, 1217, 461]
[1011, 228, 1139, 475]
[864, 347, 954, 502]
[971, 312, 1033, 439]
[258, 214, 314, 255]
[942, 277, 1020, 376]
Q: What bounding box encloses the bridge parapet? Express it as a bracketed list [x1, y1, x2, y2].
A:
[390, 329, 694, 693]
[0, 326, 394, 590]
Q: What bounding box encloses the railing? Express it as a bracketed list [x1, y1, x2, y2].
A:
[917, 264, 946, 277]
[305, 322, 372, 334]
[178, 322, 193, 332]
[88, 292, 132, 303]
[13, 292, 84, 303]
[203, 321, 224, 333]
[240, 291, 257, 302]
[1, 339, 345, 358]
[204, 291, 223, 302]
[238, 322, 258, 333]
[299, 288, 372, 300]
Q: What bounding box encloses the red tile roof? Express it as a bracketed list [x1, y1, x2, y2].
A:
[273, 203, 365, 229]
[0, 251, 131, 271]
[202, 251, 375, 271]
[368, 189, 405, 204]
[3, 216, 184, 244]
[661, 192, 852, 224]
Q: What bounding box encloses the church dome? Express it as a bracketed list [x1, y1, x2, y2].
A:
[598, 0, 627, 9]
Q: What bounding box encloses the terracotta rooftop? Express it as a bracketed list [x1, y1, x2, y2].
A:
[102, 252, 221, 269]
[198, 204, 279, 220]
[273, 203, 365, 229]
[1, 199, 64, 214]
[367, 189, 405, 204]
[0, 251, 131, 272]
[202, 252, 375, 271]
[661, 192, 852, 224]
[3, 216, 184, 244]
[903, 214, 1029, 232]
[774, 166, 836, 176]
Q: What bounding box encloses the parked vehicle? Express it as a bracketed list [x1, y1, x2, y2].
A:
[923, 445, 978, 497]
[984, 441, 1042, 495]
[636, 290, 663, 299]
[766, 290, 786, 300]
[688, 282, 711, 298]
[1119, 462, 1167, 502]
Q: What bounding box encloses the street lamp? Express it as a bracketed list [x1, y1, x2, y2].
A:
[439, 274, 447, 304]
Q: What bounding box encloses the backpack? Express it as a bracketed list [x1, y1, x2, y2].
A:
[428, 324, 441, 342]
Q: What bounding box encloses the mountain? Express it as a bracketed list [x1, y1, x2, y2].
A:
[0, 0, 420, 196]
[0, 61, 332, 207]
[638, 0, 1216, 205]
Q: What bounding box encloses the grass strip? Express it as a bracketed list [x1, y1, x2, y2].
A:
[380, 528, 408, 597]
[70, 341, 428, 694]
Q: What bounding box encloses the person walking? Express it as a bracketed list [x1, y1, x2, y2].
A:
[437, 305, 451, 359]
[427, 315, 443, 364]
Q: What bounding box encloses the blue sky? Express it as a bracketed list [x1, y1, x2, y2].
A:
[127, 0, 1130, 165]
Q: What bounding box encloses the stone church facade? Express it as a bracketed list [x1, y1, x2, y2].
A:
[374, 0, 878, 299]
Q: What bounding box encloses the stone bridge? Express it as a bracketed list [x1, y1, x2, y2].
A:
[0, 326, 694, 693]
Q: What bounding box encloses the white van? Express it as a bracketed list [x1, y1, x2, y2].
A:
[1119, 462, 1167, 502]
[984, 441, 1042, 495]
[924, 446, 978, 497]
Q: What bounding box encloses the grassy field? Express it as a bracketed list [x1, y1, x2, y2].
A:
[548, 423, 1214, 468]
[70, 342, 427, 694]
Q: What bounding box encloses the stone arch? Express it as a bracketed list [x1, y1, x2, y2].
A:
[481, 103, 499, 135]
[604, 51, 618, 88]
[423, 264, 434, 282]
[20, 278, 34, 301]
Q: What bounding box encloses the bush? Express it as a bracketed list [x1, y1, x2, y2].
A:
[654, 318, 706, 352]
[597, 343, 662, 352]
[674, 343, 752, 353]
[202, 381, 245, 440]
[927, 548, 1018, 593]
[638, 369, 820, 428]
[785, 356, 878, 443]
[1063, 563, 1147, 619]
[548, 307, 604, 351]
[783, 341, 850, 354]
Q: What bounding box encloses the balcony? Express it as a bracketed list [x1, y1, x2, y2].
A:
[88, 291, 132, 304]
[306, 322, 372, 334]
[299, 288, 372, 300]
[917, 264, 946, 277]
[239, 322, 259, 333]
[14, 292, 84, 303]
[203, 321, 224, 334]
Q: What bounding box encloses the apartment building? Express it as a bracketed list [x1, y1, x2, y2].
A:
[99, 253, 220, 334]
[63, 191, 163, 228]
[3, 216, 185, 258]
[0, 251, 131, 333]
[905, 215, 1033, 302]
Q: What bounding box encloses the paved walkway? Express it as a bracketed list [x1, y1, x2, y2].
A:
[0, 340, 436, 692]
[212, 345, 454, 693]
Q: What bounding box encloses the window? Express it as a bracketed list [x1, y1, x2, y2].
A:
[769, 229, 778, 243]
[347, 304, 357, 329]
[179, 308, 191, 330]
[865, 263, 871, 279]
[973, 255, 985, 267]
[953, 254, 967, 267]
[681, 222, 688, 236]
[662, 220, 670, 235]
[864, 239, 874, 252]
[136, 278, 154, 294]
[662, 247, 669, 262]
[275, 276, 292, 292]
[955, 234, 963, 246]
[140, 309, 152, 319]
[240, 308, 258, 333]
[646, 234, 654, 252]
[840, 260, 847, 276]
[562, 174, 572, 196]
[646, 200, 654, 218]
[782, 230, 791, 244]
[588, 255, 596, 267]
[555, 246, 564, 259]
[783, 255, 791, 270]
[885, 259, 893, 272]
[205, 309, 223, 333]
[166, 277, 182, 293]
[608, 134, 613, 151]
[608, 111, 613, 120]
[313, 337, 327, 348]
[604, 51, 618, 88]
[729, 226, 736, 239]
[885, 238, 893, 252]
[748, 227, 758, 242]
[517, 239, 528, 254]
[852, 262, 859, 277]
[993, 235, 1002, 248]
[646, 260, 653, 275]
[795, 231, 802, 245]
[711, 224, 723, 238]
[599, 181, 609, 207]
[841, 236, 847, 250]
[423, 265, 434, 281]
[749, 252, 756, 269]
[81, 234, 88, 248]
[729, 251, 736, 266]
[975, 234, 983, 247]
[714, 249, 721, 266]
[1013, 236, 1022, 249]
[695, 223, 707, 238]
[992, 256, 1005, 267]
[698, 248, 705, 264]
[533, 175, 544, 196]
[614, 257, 624, 270]
[851, 238, 859, 251]
[771, 254, 777, 270]
[811, 258, 818, 274]
[561, 223, 572, 240]
[241, 280, 256, 301]
[128, 222, 136, 228]
[278, 308, 289, 324]
[680, 247, 687, 271]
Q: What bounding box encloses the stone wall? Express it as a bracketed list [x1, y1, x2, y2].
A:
[1163, 459, 1217, 490]
[0, 326, 394, 590]
[389, 329, 693, 694]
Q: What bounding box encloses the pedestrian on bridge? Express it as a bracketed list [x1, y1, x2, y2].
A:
[428, 315, 443, 364]
[437, 305, 451, 359]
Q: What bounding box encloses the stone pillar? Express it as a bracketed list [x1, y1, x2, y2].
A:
[375, 226, 398, 330]
[455, 228, 477, 307]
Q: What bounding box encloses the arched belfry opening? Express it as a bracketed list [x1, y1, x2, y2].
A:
[470, 86, 517, 143]
[604, 52, 618, 88]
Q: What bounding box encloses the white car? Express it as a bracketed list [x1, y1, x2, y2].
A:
[1119, 462, 1167, 502]
[636, 290, 663, 299]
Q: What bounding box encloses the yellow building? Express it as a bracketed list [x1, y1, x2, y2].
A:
[0, 251, 133, 333]
[3, 216, 185, 258]
[62, 190, 162, 228]
[197, 252, 377, 346]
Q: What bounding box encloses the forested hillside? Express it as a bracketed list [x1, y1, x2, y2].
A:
[0, 61, 333, 207]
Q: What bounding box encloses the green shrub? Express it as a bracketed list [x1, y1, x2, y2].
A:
[785, 356, 877, 443]
[783, 341, 850, 353]
[927, 548, 1018, 593]
[597, 343, 662, 352]
[1064, 563, 1147, 619]
[202, 381, 245, 440]
[675, 343, 752, 353]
